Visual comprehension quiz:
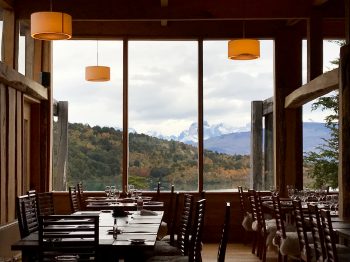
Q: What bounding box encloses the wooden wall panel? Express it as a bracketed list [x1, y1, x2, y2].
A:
[16, 91, 22, 195]
[0, 84, 7, 225]
[7, 87, 16, 221]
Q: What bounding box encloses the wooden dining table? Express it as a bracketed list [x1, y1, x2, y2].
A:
[85, 196, 164, 211]
[11, 210, 164, 261]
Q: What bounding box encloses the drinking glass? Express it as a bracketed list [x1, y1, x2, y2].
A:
[110, 186, 116, 198]
[105, 186, 111, 198]
[114, 189, 120, 200]
[128, 184, 135, 198]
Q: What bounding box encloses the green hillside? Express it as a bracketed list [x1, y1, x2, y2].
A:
[53, 123, 250, 191]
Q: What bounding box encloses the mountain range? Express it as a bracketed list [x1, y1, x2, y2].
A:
[145, 121, 330, 155]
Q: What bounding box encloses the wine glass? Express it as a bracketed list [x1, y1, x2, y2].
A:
[105, 186, 111, 198]
[110, 186, 116, 198]
[114, 189, 120, 200]
[128, 184, 135, 198]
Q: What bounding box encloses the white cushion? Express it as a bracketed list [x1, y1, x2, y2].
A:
[242, 213, 253, 231]
[279, 232, 300, 257]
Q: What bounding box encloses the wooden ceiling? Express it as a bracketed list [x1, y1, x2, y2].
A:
[12, 0, 346, 39]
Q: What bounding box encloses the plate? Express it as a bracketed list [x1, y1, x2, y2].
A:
[130, 238, 145, 244]
[144, 201, 162, 205]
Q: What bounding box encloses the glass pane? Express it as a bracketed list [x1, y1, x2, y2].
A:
[302, 40, 341, 189]
[203, 40, 274, 191]
[52, 40, 123, 191]
[129, 41, 198, 191]
[18, 21, 25, 75]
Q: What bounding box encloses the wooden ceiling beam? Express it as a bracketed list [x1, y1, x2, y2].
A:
[0, 0, 13, 10]
[285, 68, 339, 108]
[46, 19, 342, 40]
[14, 0, 344, 20]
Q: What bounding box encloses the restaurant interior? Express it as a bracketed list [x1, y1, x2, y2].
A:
[0, 0, 350, 261]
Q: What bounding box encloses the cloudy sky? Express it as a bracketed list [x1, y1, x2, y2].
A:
[52, 39, 340, 137]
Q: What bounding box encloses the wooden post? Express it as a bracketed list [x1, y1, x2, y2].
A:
[307, 13, 323, 81]
[122, 39, 128, 191]
[0, 84, 7, 224]
[54, 101, 68, 191]
[2, 9, 16, 68]
[264, 113, 274, 190]
[251, 101, 263, 190]
[339, 44, 350, 219]
[198, 39, 203, 192]
[274, 26, 303, 196]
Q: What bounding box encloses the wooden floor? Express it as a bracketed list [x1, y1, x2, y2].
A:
[202, 243, 278, 262]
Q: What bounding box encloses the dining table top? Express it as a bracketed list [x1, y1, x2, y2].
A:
[11, 210, 164, 260]
[85, 196, 164, 211]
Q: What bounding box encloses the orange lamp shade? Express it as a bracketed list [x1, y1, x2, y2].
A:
[85, 66, 111, 82]
[228, 39, 260, 60]
[31, 12, 72, 40]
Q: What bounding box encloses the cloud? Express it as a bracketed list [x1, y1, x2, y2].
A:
[52, 39, 339, 135]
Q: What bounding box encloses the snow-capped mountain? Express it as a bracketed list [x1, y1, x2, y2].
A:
[177, 121, 248, 143]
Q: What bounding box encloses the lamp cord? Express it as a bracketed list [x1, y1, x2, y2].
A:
[50, 0, 53, 11]
[243, 21, 245, 38]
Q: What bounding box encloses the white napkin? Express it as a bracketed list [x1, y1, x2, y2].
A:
[140, 209, 158, 216]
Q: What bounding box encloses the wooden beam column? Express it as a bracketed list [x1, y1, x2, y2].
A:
[122, 39, 128, 192]
[307, 12, 323, 82]
[339, 44, 350, 219]
[274, 26, 303, 196]
[198, 39, 203, 192]
[251, 101, 263, 190]
[1, 8, 16, 68]
[338, 0, 350, 219]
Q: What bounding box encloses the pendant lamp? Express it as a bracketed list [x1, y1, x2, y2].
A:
[85, 41, 111, 82]
[31, 0, 72, 40]
[228, 22, 260, 60]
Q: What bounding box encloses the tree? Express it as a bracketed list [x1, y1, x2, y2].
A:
[304, 40, 344, 188]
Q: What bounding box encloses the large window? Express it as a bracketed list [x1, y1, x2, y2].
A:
[53, 40, 123, 191]
[129, 41, 198, 191]
[302, 40, 341, 188]
[203, 40, 274, 191]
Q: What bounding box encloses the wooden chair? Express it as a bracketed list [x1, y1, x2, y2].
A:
[292, 200, 312, 262]
[20, 195, 39, 237]
[272, 195, 299, 262]
[157, 185, 175, 240]
[16, 195, 32, 238]
[247, 189, 259, 255]
[249, 190, 276, 262]
[147, 199, 206, 262]
[308, 204, 327, 262]
[320, 209, 350, 262]
[77, 182, 87, 210]
[152, 194, 194, 257]
[238, 186, 253, 244]
[36, 192, 55, 216]
[69, 186, 80, 213]
[38, 215, 99, 261]
[217, 202, 231, 262]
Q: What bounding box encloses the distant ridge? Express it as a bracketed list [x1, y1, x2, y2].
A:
[203, 122, 330, 155]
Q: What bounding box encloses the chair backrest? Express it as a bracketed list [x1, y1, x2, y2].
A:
[272, 195, 286, 238]
[69, 186, 80, 213]
[37, 192, 55, 216]
[188, 199, 206, 262]
[256, 194, 267, 235]
[320, 209, 338, 262]
[154, 181, 161, 201]
[217, 202, 231, 262]
[177, 193, 194, 256]
[238, 186, 246, 216]
[77, 182, 87, 210]
[17, 195, 39, 237]
[248, 189, 258, 223]
[39, 215, 99, 261]
[308, 204, 326, 261]
[16, 195, 30, 238]
[292, 200, 312, 262]
[200, 190, 206, 200]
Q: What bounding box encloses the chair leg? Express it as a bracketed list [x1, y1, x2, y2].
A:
[252, 232, 257, 254]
